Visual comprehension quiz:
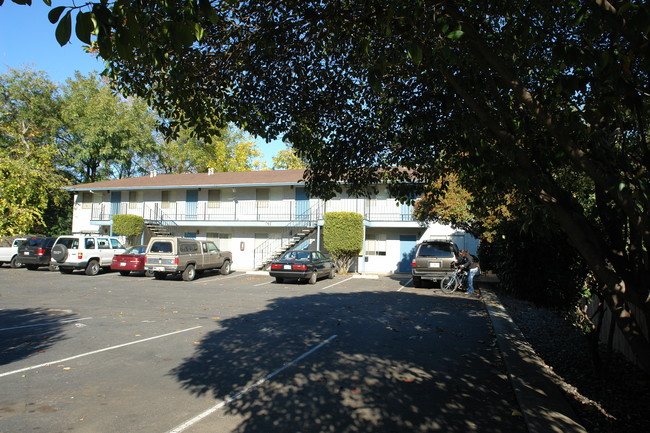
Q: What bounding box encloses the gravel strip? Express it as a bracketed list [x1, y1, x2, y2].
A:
[494, 289, 650, 433]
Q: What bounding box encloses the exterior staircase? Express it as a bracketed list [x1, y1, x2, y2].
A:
[255, 225, 318, 270]
[145, 222, 173, 237]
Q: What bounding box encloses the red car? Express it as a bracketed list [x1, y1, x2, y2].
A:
[111, 245, 152, 276]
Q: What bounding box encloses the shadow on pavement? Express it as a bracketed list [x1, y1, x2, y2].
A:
[0, 308, 75, 366]
[170, 291, 526, 433]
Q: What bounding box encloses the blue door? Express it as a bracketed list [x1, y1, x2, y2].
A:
[110, 192, 121, 218]
[399, 235, 417, 273]
[186, 190, 198, 220]
[295, 187, 309, 220]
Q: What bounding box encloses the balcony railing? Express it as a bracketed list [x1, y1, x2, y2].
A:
[90, 199, 415, 223]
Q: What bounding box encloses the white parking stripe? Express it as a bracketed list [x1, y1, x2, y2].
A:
[399, 278, 413, 291]
[320, 276, 355, 290]
[0, 317, 93, 332]
[166, 334, 338, 433]
[0, 326, 202, 379]
[254, 280, 273, 287]
[191, 272, 245, 283]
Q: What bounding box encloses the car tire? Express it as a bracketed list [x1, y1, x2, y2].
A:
[412, 276, 422, 288]
[328, 267, 336, 279]
[119, 270, 130, 276]
[154, 271, 166, 280]
[10, 256, 22, 268]
[85, 260, 100, 276]
[308, 273, 317, 285]
[182, 264, 196, 281]
[48, 263, 59, 272]
[220, 260, 231, 275]
[51, 244, 68, 263]
[275, 277, 284, 283]
[144, 270, 154, 278]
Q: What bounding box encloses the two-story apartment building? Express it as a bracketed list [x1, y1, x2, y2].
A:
[66, 169, 476, 273]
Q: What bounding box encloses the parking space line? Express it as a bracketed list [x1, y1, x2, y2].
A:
[0, 326, 202, 379]
[0, 317, 93, 332]
[254, 280, 273, 287]
[399, 278, 413, 291]
[166, 334, 338, 433]
[192, 272, 246, 283]
[320, 276, 355, 290]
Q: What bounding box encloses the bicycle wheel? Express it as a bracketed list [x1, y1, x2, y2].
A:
[441, 275, 458, 294]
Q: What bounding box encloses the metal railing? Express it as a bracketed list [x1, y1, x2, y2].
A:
[89, 198, 415, 224]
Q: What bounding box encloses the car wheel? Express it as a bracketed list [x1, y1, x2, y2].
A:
[119, 270, 130, 276]
[220, 260, 231, 275]
[85, 260, 100, 276]
[154, 271, 167, 280]
[328, 267, 335, 279]
[308, 272, 317, 285]
[59, 267, 74, 274]
[48, 263, 59, 272]
[10, 256, 22, 268]
[412, 276, 422, 288]
[275, 277, 284, 283]
[51, 244, 68, 263]
[144, 270, 154, 278]
[182, 264, 196, 281]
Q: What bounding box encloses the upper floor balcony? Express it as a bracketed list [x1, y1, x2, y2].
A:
[89, 198, 416, 225]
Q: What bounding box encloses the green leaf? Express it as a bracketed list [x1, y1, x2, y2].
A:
[447, 30, 464, 39]
[194, 23, 204, 41]
[48, 6, 65, 24]
[55, 10, 72, 46]
[75, 12, 94, 44]
[407, 42, 423, 65]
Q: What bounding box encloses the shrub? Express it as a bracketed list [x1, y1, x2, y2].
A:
[112, 214, 144, 237]
[323, 212, 363, 273]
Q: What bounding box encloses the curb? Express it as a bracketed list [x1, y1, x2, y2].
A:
[481, 288, 588, 433]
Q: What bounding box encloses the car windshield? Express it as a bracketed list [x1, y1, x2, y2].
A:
[280, 251, 311, 261]
[124, 246, 146, 254]
[26, 238, 44, 247]
[418, 243, 454, 257]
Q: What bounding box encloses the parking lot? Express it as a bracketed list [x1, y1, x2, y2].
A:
[0, 267, 527, 433]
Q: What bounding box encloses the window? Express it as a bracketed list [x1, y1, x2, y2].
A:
[97, 238, 110, 249]
[85, 238, 96, 249]
[162, 191, 175, 209]
[207, 232, 231, 251]
[129, 191, 140, 209]
[256, 189, 270, 208]
[110, 239, 125, 249]
[366, 233, 387, 256]
[208, 190, 221, 208]
[82, 192, 92, 209]
[151, 241, 173, 253]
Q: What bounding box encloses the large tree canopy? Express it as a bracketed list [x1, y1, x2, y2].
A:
[8, 0, 650, 368]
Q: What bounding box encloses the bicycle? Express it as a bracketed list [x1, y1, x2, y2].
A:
[441, 268, 468, 294]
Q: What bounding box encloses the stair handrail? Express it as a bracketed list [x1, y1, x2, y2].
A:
[143, 203, 178, 229]
[253, 202, 321, 269]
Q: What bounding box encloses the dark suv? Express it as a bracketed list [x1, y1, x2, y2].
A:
[16, 237, 58, 271]
[411, 240, 459, 288]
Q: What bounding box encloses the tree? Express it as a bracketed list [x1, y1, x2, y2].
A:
[0, 67, 71, 236]
[14, 1, 650, 368]
[58, 72, 158, 183]
[272, 145, 306, 170]
[149, 125, 265, 174]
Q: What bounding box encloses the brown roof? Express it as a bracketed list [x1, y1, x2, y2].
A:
[67, 169, 308, 191]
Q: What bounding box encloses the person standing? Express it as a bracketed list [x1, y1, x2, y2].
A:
[459, 250, 480, 295]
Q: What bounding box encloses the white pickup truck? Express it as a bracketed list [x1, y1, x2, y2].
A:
[0, 238, 27, 268]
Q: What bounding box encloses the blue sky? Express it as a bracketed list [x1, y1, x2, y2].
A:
[0, 1, 285, 167]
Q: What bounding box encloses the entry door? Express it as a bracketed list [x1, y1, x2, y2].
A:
[399, 235, 417, 273]
[110, 192, 121, 217]
[295, 187, 309, 220]
[186, 190, 198, 220]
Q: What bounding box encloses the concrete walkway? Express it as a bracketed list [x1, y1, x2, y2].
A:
[481, 287, 588, 433]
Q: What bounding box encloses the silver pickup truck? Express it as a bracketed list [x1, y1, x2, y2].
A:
[144, 237, 232, 281]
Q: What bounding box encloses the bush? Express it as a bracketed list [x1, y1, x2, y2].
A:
[479, 221, 588, 308]
[323, 212, 363, 273]
[112, 214, 144, 237]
